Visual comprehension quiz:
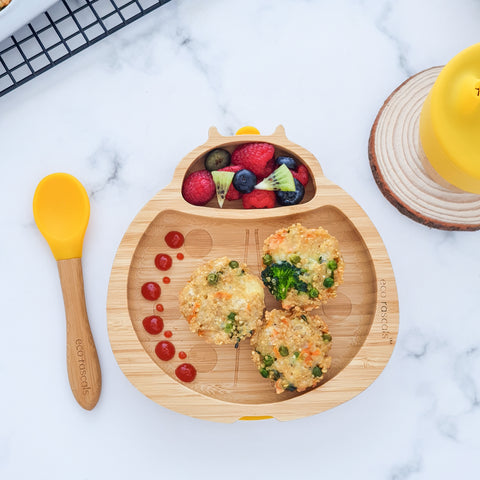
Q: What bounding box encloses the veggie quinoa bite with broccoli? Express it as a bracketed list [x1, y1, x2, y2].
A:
[261, 223, 344, 310]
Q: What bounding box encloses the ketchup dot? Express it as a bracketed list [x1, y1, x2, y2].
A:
[163, 277, 171, 284]
[155, 254, 172, 271]
[156, 304, 164, 312]
[175, 363, 197, 383]
[155, 341, 175, 361]
[165, 231, 184, 249]
[164, 330, 172, 338]
[177, 253, 184, 260]
[179, 351, 187, 360]
[142, 315, 164, 335]
[141, 282, 161, 301]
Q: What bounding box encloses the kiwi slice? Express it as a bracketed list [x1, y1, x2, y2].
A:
[212, 171, 235, 208]
[205, 149, 231, 171]
[255, 164, 296, 191]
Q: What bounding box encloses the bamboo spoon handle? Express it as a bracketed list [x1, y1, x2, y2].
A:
[57, 258, 101, 410]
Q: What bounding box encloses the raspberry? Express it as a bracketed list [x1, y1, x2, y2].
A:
[219, 165, 242, 200]
[182, 170, 215, 206]
[242, 190, 276, 209]
[259, 159, 275, 180]
[231, 143, 275, 179]
[292, 165, 309, 186]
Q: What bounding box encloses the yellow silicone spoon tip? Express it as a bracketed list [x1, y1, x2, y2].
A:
[33, 173, 90, 260]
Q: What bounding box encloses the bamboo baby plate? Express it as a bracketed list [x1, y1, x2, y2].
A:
[107, 126, 399, 423]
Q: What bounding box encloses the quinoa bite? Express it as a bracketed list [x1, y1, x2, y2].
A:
[261, 223, 344, 310]
[251, 309, 332, 393]
[179, 257, 265, 346]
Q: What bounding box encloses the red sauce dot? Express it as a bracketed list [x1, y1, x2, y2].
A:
[142, 315, 164, 335]
[155, 341, 175, 361]
[155, 253, 172, 271]
[177, 253, 184, 260]
[141, 282, 161, 301]
[179, 351, 187, 360]
[164, 330, 173, 338]
[175, 363, 197, 383]
[165, 231, 184, 249]
[156, 304, 164, 312]
[163, 277, 171, 284]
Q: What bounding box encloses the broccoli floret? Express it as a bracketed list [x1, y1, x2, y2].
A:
[261, 261, 308, 300]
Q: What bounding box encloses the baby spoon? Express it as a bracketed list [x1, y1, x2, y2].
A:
[33, 173, 101, 410]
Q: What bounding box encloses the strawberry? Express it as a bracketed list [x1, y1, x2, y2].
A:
[231, 143, 275, 179]
[182, 170, 215, 206]
[292, 165, 309, 186]
[242, 190, 276, 209]
[219, 165, 243, 200]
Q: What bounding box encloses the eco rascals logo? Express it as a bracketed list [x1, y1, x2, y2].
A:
[379, 279, 393, 344]
[75, 339, 91, 395]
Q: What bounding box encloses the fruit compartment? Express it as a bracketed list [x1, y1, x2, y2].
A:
[181, 140, 317, 209]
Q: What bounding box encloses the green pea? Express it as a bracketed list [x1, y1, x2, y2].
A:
[308, 288, 319, 298]
[207, 273, 219, 285]
[262, 254, 273, 266]
[263, 355, 274, 367]
[227, 312, 236, 321]
[279, 346, 289, 357]
[289, 254, 301, 264]
[327, 259, 338, 271]
[312, 366, 323, 377]
[322, 333, 332, 342]
[260, 368, 269, 378]
[323, 277, 334, 288]
[229, 260, 239, 269]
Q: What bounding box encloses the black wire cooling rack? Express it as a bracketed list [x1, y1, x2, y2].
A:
[0, 0, 171, 97]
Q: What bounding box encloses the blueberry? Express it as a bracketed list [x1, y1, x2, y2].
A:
[276, 156, 297, 170]
[233, 169, 256, 194]
[276, 178, 305, 206]
[205, 149, 231, 171]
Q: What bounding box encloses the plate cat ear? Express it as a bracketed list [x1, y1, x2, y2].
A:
[272, 125, 288, 139]
[207, 126, 223, 140]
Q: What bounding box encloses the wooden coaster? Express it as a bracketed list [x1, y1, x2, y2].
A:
[369, 67, 480, 231]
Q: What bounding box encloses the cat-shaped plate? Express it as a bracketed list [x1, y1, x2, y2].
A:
[107, 126, 399, 423]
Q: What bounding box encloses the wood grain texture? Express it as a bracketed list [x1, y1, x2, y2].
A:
[58, 258, 101, 410]
[369, 67, 480, 231]
[107, 125, 399, 422]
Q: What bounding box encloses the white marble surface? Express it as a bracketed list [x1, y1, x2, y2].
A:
[1, 0, 480, 478]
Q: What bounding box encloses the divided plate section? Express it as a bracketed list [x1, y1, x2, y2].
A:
[183, 143, 316, 209]
[127, 206, 377, 405]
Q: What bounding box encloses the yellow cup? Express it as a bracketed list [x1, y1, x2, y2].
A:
[419, 43, 480, 193]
